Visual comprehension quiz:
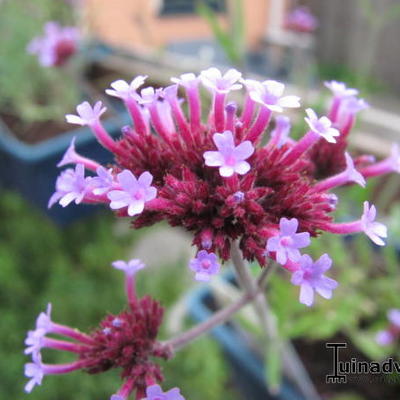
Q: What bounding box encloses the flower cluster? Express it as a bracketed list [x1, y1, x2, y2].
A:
[24, 259, 182, 400]
[27, 21, 79, 67]
[48, 70, 395, 305]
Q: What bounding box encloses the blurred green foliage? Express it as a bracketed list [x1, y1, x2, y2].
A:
[0, 0, 80, 124]
[0, 191, 239, 400]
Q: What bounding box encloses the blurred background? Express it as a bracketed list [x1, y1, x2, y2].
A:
[1, 1, 400, 399]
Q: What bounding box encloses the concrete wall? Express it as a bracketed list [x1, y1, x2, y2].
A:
[309, 0, 400, 94]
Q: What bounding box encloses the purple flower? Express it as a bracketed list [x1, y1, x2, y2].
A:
[270, 116, 291, 148]
[36, 303, 52, 332]
[203, 131, 254, 177]
[66, 101, 106, 126]
[386, 143, 400, 173]
[105, 76, 147, 100]
[291, 254, 338, 306]
[24, 328, 46, 357]
[111, 259, 146, 277]
[91, 166, 115, 195]
[304, 108, 340, 143]
[388, 309, 400, 327]
[189, 250, 220, 282]
[376, 330, 394, 346]
[137, 87, 164, 106]
[144, 384, 185, 400]
[200, 68, 242, 94]
[340, 96, 369, 115]
[171, 73, 199, 88]
[48, 164, 92, 208]
[57, 137, 78, 167]
[248, 80, 300, 112]
[24, 357, 44, 393]
[285, 6, 318, 33]
[27, 22, 79, 67]
[324, 81, 358, 98]
[360, 201, 387, 246]
[107, 170, 157, 216]
[266, 218, 310, 264]
[343, 152, 366, 187]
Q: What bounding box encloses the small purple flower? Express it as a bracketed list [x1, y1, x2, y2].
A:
[200, 68, 242, 94]
[24, 328, 46, 357]
[36, 303, 52, 332]
[24, 356, 44, 393]
[137, 87, 164, 106]
[304, 108, 340, 143]
[233, 191, 245, 203]
[248, 80, 300, 112]
[111, 259, 146, 277]
[376, 330, 394, 346]
[266, 218, 310, 264]
[105, 76, 147, 100]
[48, 164, 92, 208]
[171, 73, 199, 88]
[340, 96, 369, 115]
[144, 384, 185, 400]
[285, 6, 318, 33]
[388, 309, 400, 327]
[291, 254, 338, 306]
[57, 137, 78, 167]
[343, 152, 366, 187]
[66, 101, 106, 126]
[27, 22, 79, 67]
[189, 250, 220, 282]
[91, 166, 115, 195]
[360, 201, 387, 246]
[386, 143, 400, 173]
[107, 170, 157, 216]
[203, 131, 254, 177]
[270, 116, 291, 148]
[324, 81, 359, 98]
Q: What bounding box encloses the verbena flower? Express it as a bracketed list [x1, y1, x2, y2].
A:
[203, 131, 254, 177]
[290, 254, 338, 306]
[143, 384, 185, 400]
[27, 22, 79, 67]
[189, 250, 220, 282]
[266, 218, 310, 265]
[24, 260, 171, 399]
[52, 68, 392, 267]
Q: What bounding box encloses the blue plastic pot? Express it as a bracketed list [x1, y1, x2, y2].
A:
[0, 113, 129, 225]
[188, 284, 307, 400]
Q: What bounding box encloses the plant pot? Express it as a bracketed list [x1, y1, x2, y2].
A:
[188, 283, 307, 400]
[0, 112, 130, 225]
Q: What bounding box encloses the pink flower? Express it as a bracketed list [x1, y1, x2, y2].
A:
[203, 131, 254, 177]
[248, 80, 300, 112]
[324, 81, 358, 98]
[189, 250, 220, 282]
[291, 254, 338, 306]
[24, 357, 44, 393]
[112, 259, 146, 277]
[28, 22, 79, 67]
[105, 76, 147, 99]
[200, 68, 242, 94]
[285, 6, 318, 33]
[266, 218, 310, 265]
[107, 170, 157, 216]
[304, 108, 340, 143]
[361, 201, 387, 246]
[48, 164, 92, 208]
[66, 101, 106, 126]
[91, 166, 115, 195]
